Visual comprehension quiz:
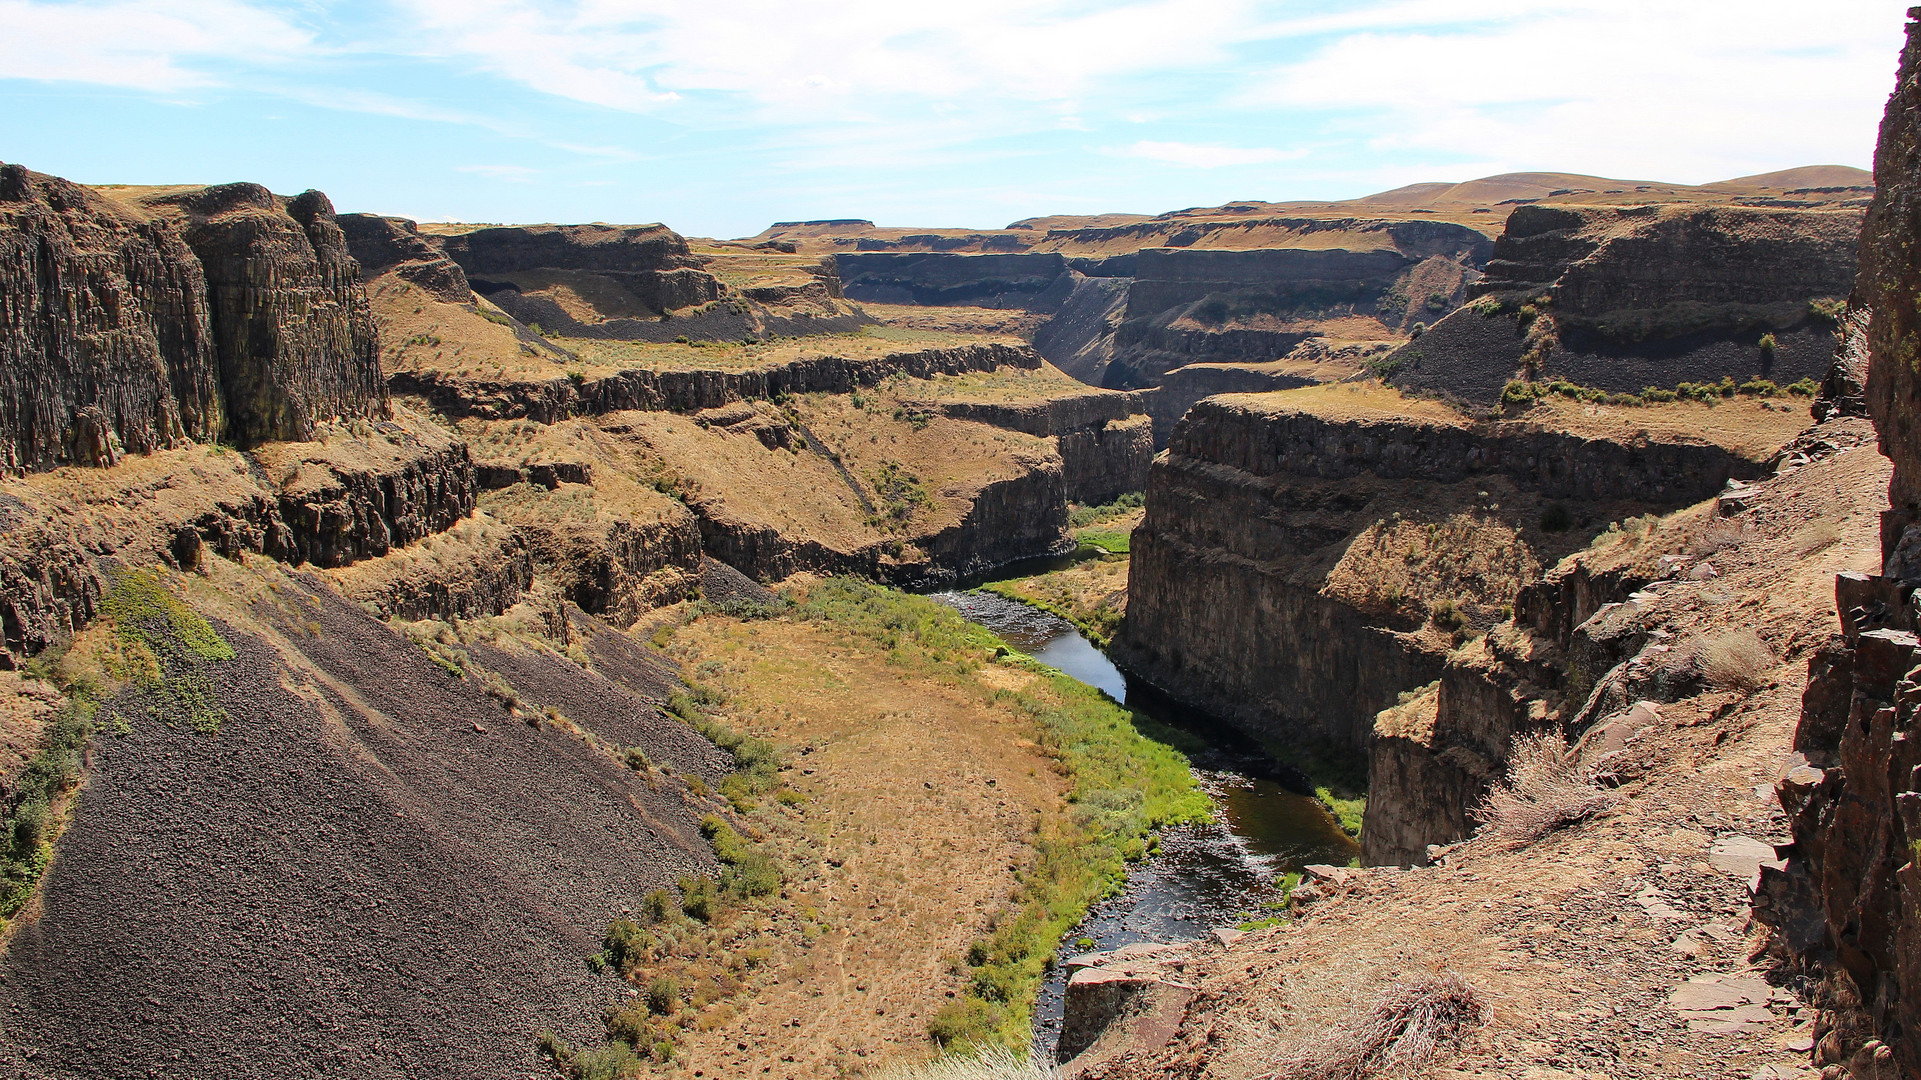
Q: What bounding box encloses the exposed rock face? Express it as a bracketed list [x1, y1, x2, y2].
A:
[336, 213, 471, 303]
[442, 222, 725, 324]
[835, 252, 1081, 308]
[1101, 228, 1490, 392]
[0, 165, 222, 471]
[1032, 274, 1129, 384]
[1392, 204, 1860, 404]
[918, 388, 1152, 504]
[1118, 392, 1787, 767]
[393, 342, 1042, 423]
[0, 409, 481, 664]
[138, 184, 387, 445]
[1765, 13, 1921, 1073]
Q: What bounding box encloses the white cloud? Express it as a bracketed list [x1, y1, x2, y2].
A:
[1241, 0, 1902, 182]
[395, 0, 1254, 120]
[1124, 141, 1306, 168]
[0, 0, 310, 91]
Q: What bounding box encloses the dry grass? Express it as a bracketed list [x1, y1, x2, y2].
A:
[1261, 972, 1487, 1080]
[1687, 518, 1756, 559]
[1689, 628, 1775, 691]
[1473, 731, 1618, 849]
[875, 1045, 1057, 1080]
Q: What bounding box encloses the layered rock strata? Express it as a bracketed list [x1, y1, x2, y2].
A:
[0, 165, 221, 471]
[1392, 203, 1861, 404]
[1118, 390, 1790, 766]
[1762, 13, 1921, 1072]
[136, 184, 386, 444]
[392, 342, 1041, 423]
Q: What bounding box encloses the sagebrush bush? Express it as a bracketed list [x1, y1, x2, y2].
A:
[1273, 972, 1486, 1080]
[1691, 629, 1774, 691]
[1474, 732, 1617, 849]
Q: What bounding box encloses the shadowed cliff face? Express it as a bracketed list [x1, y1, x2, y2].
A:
[336, 213, 472, 304]
[0, 165, 223, 471]
[138, 184, 387, 446]
[1768, 10, 1921, 1075]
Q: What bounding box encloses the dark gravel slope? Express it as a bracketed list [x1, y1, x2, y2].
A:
[0, 580, 720, 1079]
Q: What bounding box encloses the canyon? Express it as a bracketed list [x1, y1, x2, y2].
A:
[0, 31, 1912, 1080]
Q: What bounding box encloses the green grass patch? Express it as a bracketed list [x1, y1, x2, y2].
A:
[1074, 530, 1130, 555]
[100, 569, 235, 734]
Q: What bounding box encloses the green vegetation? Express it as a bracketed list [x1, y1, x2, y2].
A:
[1075, 531, 1130, 555]
[1, 571, 234, 925]
[1503, 373, 1820, 408]
[865, 461, 935, 530]
[100, 569, 235, 734]
[788, 580, 1207, 1047]
[1757, 332, 1778, 357]
[666, 685, 780, 813]
[1069, 492, 1143, 529]
[1809, 297, 1847, 323]
[700, 814, 781, 898]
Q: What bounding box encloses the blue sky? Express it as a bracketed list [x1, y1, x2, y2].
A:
[0, 1, 1905, 238]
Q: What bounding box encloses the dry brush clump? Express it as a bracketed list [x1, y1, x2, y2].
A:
[875, 1045, 1057, 1080]
[1262, 972, 1487, 1080]
[1473, 731, 1618, 849]
[1688, 628, 1775, 691]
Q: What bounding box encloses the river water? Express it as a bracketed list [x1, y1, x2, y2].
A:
[925, 589, 1359, 1055]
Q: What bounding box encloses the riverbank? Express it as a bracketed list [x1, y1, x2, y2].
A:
[927, 589, 1359, 1058]
[632, 578, 1207, 1072]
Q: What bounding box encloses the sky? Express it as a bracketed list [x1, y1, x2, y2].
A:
[0, 1, 1905, 238]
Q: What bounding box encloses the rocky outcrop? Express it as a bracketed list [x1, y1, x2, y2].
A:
[1118, 392, 1787, 767]
[0, 410, 482, 664]
[696, 451, 1067, 589]
[392, 342, 1042, 423]
[138, 184, 387, 445]
[1033, 274, 1129, 384]
[1763, 13, 1921, 1074]
[337, 213, 471, 303]
[1391, 204, 1861, 404]
[0, 165, 222, 472]
[442, 222, 723, 322]
[916, 387, 1152, 504]
[835, 252, 1079, 308]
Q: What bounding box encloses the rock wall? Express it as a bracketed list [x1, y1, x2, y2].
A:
[0, 411, 482, 665]
[337, 213, 472, 303]
[1118, 393, 1780, 768]
[392, 342, 1042, 423]
[0, 165, 222, 472]
[834, 252, 1076, 308]
[139, 184, 387, 445]
[1765, 12, 1921, 1073]
[923, 388, 1152, 504]
[1391, 203, 1861, 405]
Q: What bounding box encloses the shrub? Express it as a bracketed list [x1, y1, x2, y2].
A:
[1691, 629, 1774, 691]
[1809, 297, 1847, 322]
[645, 975, 681, 1015]
[642, 888, 676, 923]
[1785, 377, 1821, 397]
[1428, 598, 1467, 631]
[1408, 321, 1427, 339]
[1538, 503, 1573, 533]
[679, 875, 720, 921]
[573, 1041, 644, 1080]
[1474, 731, 1617, 848]
[602, 918, 654, 977]
[1501, 380, 1538, 406]
[1467, 295, 1505, 317]
[1758, 332, 1778, 356]
[1516, 303, 1540, 332]
[1739, 377, 1779, 396]
[1642, 386, 1678, 402]
[927, 997, 1004, 1048]
[1274, 972, 1487, 1080]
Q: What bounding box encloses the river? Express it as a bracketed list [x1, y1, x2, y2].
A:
[925, 588, 1359, 1056]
